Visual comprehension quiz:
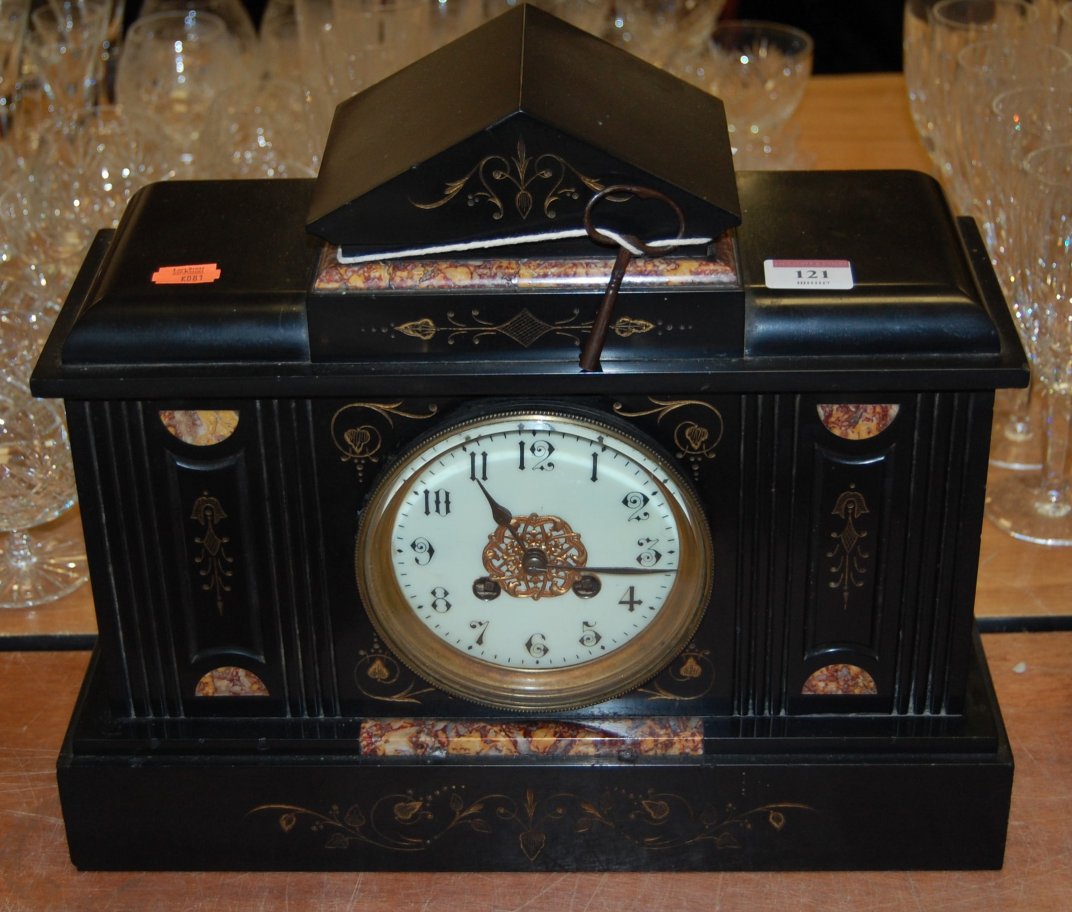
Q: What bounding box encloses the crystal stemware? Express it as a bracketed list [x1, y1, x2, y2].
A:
[0, 376, 87, 609]
[608, 0, 725, 68]
[22, 0, 111, 124]
[985, 87, 1072, 472]
[140, 0, 261, 71]
[329, 0, 427, 98]
[926, 0, 1040, 211]
[22, 104, 157, 274]
[1060, 1, 1072, 51]
[198, 78, 320, 179]
[950, 47, 1072, 471]
[986, 142, 1072, 545]
[0, 0, 28, 138]
[903, 0, 940, 161]
[115, 10, 243, 177]
[671, 19, 813, 168]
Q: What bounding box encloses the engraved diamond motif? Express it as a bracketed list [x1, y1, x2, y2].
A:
[498, 308, 555, 348]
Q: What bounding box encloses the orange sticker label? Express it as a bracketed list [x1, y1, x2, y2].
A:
[151, 263, 222, 285]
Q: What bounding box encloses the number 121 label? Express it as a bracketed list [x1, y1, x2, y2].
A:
[763, 259, 854, 290]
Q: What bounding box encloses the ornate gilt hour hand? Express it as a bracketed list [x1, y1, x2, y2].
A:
[475, 479, 514, 530]
[474, 479, 530, 552]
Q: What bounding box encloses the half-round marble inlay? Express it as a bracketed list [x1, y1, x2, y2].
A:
[195, 666, 269, 697]
[802, 663, 878, 695]
[817, 404, 899, 440]
[160, 409, 239, 446]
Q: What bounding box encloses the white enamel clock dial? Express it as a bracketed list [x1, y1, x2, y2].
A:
[355, 407, 713, 710]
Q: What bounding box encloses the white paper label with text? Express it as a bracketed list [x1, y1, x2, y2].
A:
[763, 259, 854, 290]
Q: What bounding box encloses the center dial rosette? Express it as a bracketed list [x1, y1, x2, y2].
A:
[482, 513, 587, 600]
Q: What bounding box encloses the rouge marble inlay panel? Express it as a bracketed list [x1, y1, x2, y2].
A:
[359, 717, 704, 758]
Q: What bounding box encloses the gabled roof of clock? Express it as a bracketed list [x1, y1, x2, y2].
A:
[306, 3, 740, 253]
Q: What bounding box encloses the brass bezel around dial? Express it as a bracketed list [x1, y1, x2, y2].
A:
[354, 406, 713, 711]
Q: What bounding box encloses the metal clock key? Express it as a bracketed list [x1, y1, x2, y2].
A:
[580, 184, 686, 372]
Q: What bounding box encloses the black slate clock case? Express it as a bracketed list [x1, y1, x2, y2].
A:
[33, 6, 1025, 871]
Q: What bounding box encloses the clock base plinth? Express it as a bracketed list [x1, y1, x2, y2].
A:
[57, 633, 1012, 872]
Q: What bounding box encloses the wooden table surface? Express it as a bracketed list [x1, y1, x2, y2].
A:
[1, 73, 1070, 910]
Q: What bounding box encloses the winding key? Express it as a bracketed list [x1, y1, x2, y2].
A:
[580, 185, 686, 372]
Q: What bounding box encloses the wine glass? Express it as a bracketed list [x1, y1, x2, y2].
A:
[986, 142, 1072, 545]
[293, 0, 344, 138]
[116, 10, 244, 177]
[672, 19, 813, 168]
[1060, 2, 1072, 50]
[0, 142, 21, 275]
[260, 0, 302, 83]
[198, 78, 320, 179]
[0, 0, 28, 138]
[985, 87, 1072, 473]
[903, 0, 942, 162]
[22, 0, 111, 124]
[21, 105, 157, 274]
[951, 40, 1071, 236]
[927, 0, 1040, 212]
[0, 368, 87, 609]
[533, 0, 611, 36]
[139, 0, 261, 72]
[608, 0, 726, 68]
[950, 46, 1072, 470]
[0, 271, 61, 396]
[0, 167, 68, 301]
[329, 0, 429, 99]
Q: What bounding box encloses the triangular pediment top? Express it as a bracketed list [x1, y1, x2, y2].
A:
[308, 4, 739, 251]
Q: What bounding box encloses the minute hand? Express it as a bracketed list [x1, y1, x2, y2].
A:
[544, 563, 676, 575]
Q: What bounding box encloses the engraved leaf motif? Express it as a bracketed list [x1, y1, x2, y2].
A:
[516, 190, 533, 219]
[768, 810, 786, 831]
[837, 523, 861, 555]
[613, 317, 655, 338]
[514, 138, 529, 180]
[641, 800, 671, 822]
[579, 801, 606, 821]
[396, 318, 437, 341]
[344, 804, 366, 829]
[832, 489, 869, 519]
[199, 526, 223, 556]
[279, 812, 297, 833]
[394, 800, 424, 822]
[412, 139, 603, 223]
[410, 168, 480, 210]
[683, 423, 709, 452]
[519, 830, 546, 862]
[679, 655, 703, 679]
[367, 657, 391, 682]
[457, 801, 486, 819]
[326, 833, 350, 849]
[342, 426, 376, 459]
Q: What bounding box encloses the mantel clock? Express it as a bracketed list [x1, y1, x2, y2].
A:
[32, 6, 1024, 873]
